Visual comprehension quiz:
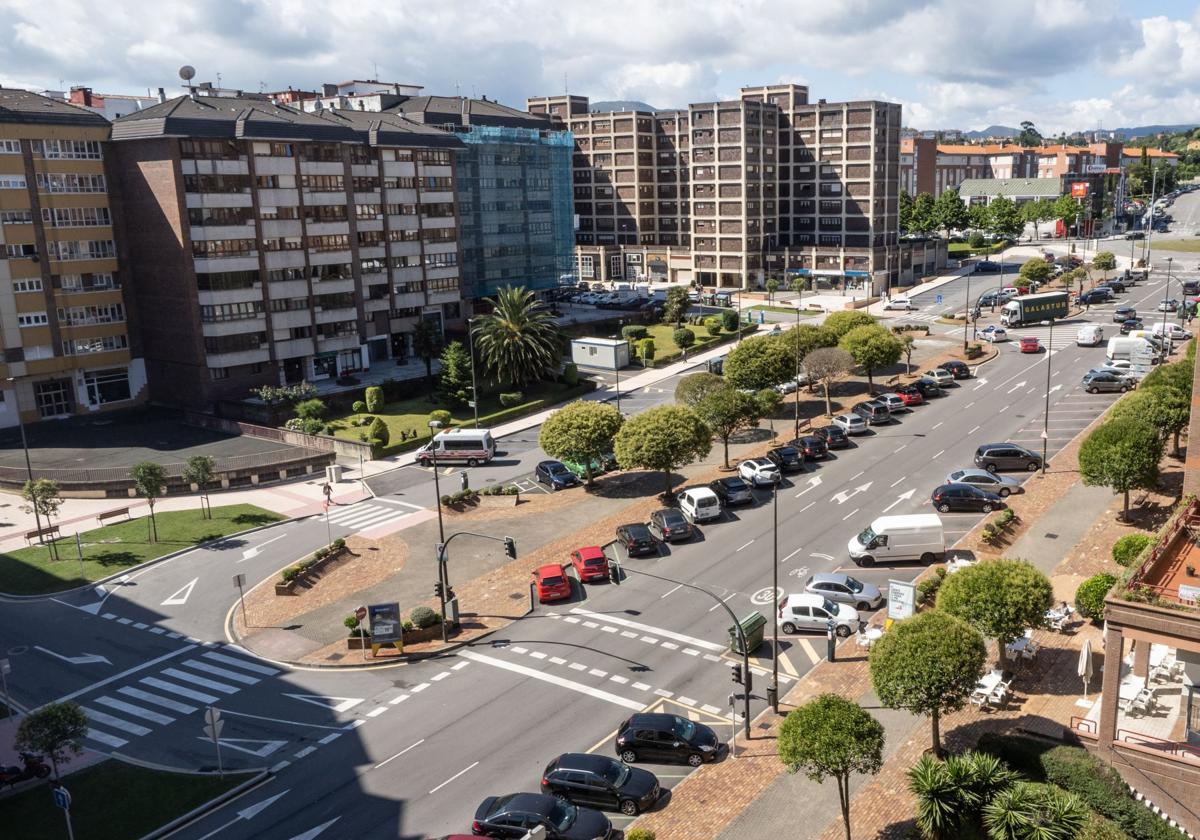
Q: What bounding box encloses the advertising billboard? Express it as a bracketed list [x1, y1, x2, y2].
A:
[368, 603, 403, 645]
[1071, 182, 1089, 198]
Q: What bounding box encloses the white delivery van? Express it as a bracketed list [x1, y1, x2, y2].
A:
[1076, 325, 1104, 347]
[847, 514, 945, 567]
[677, 487, 722, 523]
[416, 428, 496, 467]
[1151, 322, 1190, 342]
[1107, 336, 1154, 362]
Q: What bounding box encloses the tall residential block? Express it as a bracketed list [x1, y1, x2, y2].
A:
[0, 87, 144, 427]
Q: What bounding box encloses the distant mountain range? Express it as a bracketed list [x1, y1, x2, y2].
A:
[590, 100, 658, 113]
[955, 123, 1197, 140]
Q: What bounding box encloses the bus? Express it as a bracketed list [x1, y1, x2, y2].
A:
[416, 428, 496, 467]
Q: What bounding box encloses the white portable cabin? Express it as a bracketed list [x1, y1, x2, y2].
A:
[571, 337, 631, 371]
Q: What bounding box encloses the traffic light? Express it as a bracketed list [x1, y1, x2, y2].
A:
[504, 537, 517, 559]
[730, 663, 743, 685]
[433, 581, 444, 599]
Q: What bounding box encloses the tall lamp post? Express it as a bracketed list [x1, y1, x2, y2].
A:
[1041, 318, 1054, 476]
[962, 266, 973, 351]
[1160, 257, 1174, 361]
[428, 419, 449, 642]
[769, 482, 780, 714]
[466, 317, 480, 429]
[4, 377, 42, 536]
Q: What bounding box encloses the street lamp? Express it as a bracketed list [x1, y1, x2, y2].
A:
[4, 377, 42, 536]
[769, 482, 780, 714]
[1041, 318, 1054, 476]
[963, 266, 973, 351]
[428, 419, 449, 641]
[1160, 257, 1174, 360]
[466, 317, 480, 429]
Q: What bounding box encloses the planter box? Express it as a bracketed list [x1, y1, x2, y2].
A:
[476, 494, 520, 508]
[274, 545, 350, 596]
[345, 623, 444, 650]
[275, 580, 297, 596]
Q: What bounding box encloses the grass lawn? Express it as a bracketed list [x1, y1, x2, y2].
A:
[1143, 239, 1200, 253]
[948, 242, 1006, 257]
[0, 504, 282, 596]
[641, 322, 735, 356]
[746, 303, 801, 315]
[2, 760, 253, 840]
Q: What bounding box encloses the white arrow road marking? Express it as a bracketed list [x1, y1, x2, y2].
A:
[794, 475, 823, 498]
[194, 790, 291, 840]
[973, 378, 989, 390]
[34, 646, 111, 666]
[161, 577, 198, 606]
[810, 553, 834, 561]
[286, 818, 340, 840]
[1006, 380, 1027, 394]
[881, 488, 917, 514]
[196, 737, 287, 757]
[240, 534, 287, 562]
[1047, 384, 1063, 395]
[831, 482, 873, 505]
[284, 694, 364, 713]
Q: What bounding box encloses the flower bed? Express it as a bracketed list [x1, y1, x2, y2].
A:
[274, 539, 348, 595]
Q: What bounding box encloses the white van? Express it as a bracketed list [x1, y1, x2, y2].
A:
[677, 487, 722, 523]
[416, 428, 496, 467]
[1076, 325, 1104, 347]
[1151, 322, 1190, 342]
[1106, 336, 1154, 362]
[847, 514, 945, 567]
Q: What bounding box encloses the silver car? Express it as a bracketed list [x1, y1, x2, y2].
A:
[877, 393, 909, 413]
[804, 572, 884, 611]
[946, 468, 1025, 498]
[832, 414, 869, 435]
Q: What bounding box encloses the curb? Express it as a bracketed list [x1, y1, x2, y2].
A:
[138, 768, 270, 840]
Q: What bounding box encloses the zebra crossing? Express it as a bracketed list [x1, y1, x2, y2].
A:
[80, 648, 280, 751]
[318, 498, 422, 536]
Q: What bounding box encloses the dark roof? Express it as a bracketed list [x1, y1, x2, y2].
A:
[110, 95, 357, 143]
[0, 87, 110, 127]
[385, 95, 552, 130]
[315, 109, 463, 149]
[551, 753, 616, 773]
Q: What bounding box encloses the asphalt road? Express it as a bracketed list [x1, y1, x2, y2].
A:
[1, 264, 1190, 839]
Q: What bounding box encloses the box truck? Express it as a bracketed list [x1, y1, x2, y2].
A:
[999, 291, 1070, 327]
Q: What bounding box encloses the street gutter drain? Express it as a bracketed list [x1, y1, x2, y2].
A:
[1044, 533, 1059, 539]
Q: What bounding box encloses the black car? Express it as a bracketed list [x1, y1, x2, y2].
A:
[649, 508, 693, 543]
[974, 443, 1041, 473]
[1120, 318, 1144, 334]
[911, 377, 942, 397]
[472, 792, 612, 839]
[938, 360, 971, 380]
[797, 435, 828, 460]
[615, 713, 720, 767]
[1125, 231, 1145, 240]
[709, 476, 754, 506]
[1113, 305, 1137, 323]
[812, 425, 849, 449]
[974, 261, 1001, 273]
[535, 460, 580, 491]
[766, 445, 805, 472]
[541, 753, 661, 816]
[1101, 279, 1126, 293]
[930, 483, 1006, 513]
[615, 523, 658, 557]
[1078, 290, 1107, 305]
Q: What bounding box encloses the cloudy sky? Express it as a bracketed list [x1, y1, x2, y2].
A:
[1, 0, 1197, 135]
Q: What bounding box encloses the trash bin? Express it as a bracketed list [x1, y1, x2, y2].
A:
[325, 464, 343, 484]
[728, 612, 767, 655]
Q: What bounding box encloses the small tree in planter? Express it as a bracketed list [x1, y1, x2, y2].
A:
[721, 308, 740, 333]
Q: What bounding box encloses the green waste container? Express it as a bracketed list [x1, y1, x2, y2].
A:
[728, 611, 767, 655]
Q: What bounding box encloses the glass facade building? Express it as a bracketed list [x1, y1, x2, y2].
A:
[455, 125, 575, 300]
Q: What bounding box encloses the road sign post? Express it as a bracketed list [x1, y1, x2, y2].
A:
[355, 605, 368, 661]
[53, 784, 74, 840]
[203, 707, 224, 777]
[232, 574, 247, 627]
[727, 692, 738, 759]
[936, 293, 943, 306]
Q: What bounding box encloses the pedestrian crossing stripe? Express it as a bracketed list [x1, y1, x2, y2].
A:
[321, 502, 415, 532]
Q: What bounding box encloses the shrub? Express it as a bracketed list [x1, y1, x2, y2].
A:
[723, 309, 741, 332]
[401, 620, 414, 632]
[996, 508, 1016, 528]
[981, 522, 1001, 544]
[344, 615, 359, 631]
[294, 398, 327, 421]
[1112, 533, 1151, 567]
[621, 324, 648, 342]
[561, 362, 579, 386]
[364, 386, 385, 413]
[504, 485, 519, 495]
[704, 316, 722, 336]
[281, 565, 302, 583]
[429, 409, 453, 427]
[673, 327, 696, 350]
[969, 231, 986, 249]
[917, 567, 947, 604]
[1079, 814, 1133, 840]
[499, 392, 524, 407]
[332, 538, 345, 551]
[627, 830, 656, 840]
[352, 400, 367, 414]
[975, 732, 1053, 781]
[410, 605, 440, 629]
[368, 417, 389, 447]
[637, 338, 656, 361]
[440, 494, 452, 506]
[1076, 573, 1117, 620]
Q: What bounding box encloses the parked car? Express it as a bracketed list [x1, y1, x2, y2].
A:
[852, 400, 892, 425]
[883, 298, 916, 311]
[472, 793, 612, 840]
[738, 458, 781, 486]
[615, 713, 720, 767]
[541, 753, 660, 817]
[877, 393, 909, 413]
[923, 368, 954, 387]
[974, 260, 1002, 273]
[1081, 370, 1135, 394]
[804, 572, 884, 611]
[796, 435, 828, 460]
[832, 414, 869, 435]
[978, 291, 1002, 307]
[812, 425, 849, 448]
[938, 360, 971, 380]
[709, 476, 754, 506]
[615, 523, 658, 557]
[946, 468, 1024, 498]
[536, 460, 580, 491]
[980, 325, 1008, 343]
[773, 374, 809, 395]
[570, 546, 610, 583]
[766, 446, 805, 472]
[533, 564, 572, 603]
[1120, 318, 1144, 335]
[1089, 360, 1137, 378]
[1101, 279, 1126, 293]
[649, 508, 693, 543]
[893, 385, 926, 406]
[778, 593, 861, 637]
[912, 377, 943, 397]
[1079, 289, 1111, 305]
[974, 443, 1042, 473]
[1019, 336, 1042, 353]
[1125, 231, 1145, 240]
[930, 483, 1005, 513]
[677, 486, 722, 522]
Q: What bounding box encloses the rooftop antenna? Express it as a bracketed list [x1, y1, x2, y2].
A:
[216, 72, 222, 88]
[373, 60, 378, 81]
[471, 85, 476, 100]
[259, 81, 266, 93]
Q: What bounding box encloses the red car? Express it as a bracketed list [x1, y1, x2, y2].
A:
[533, 563, 571, 602]
[570, 546, 610, 582]
[894, 385, 925, 406]
[1019, 336, 1041, 353]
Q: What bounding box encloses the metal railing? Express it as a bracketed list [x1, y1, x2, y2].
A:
[1117, 728, 1200, 764]
[0, 446, 329, 486]
[1070, 716, 1098, 737]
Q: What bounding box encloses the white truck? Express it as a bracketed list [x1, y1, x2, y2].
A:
[847, 514, 945, 567]
[999, 291, 1070, 327]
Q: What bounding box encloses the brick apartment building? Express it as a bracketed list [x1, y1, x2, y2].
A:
[528, 83, 942, 293]
[0, 88, 145, 428]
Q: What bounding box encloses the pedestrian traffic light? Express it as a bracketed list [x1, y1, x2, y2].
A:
[504, 536, 517, 559]
[730, 663, 743, 685]
[433, 581, 444, 599]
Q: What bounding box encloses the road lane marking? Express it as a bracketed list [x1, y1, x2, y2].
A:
[779, 652, 800, 677]
[682, 648, 700, 656]
[569, 608, 725, 652]
[410, 683, 430, 693]
[797, 638, 822, 665]
[457, 650, 644, 710]
[660, 583, 683, 599]
[654, 689, 673, 698]
[201, 651, 280, 676]
[429, 762, 479, 795]
[80, 706, 151, 736]
[182, 660, 260, 685]
[968, 425, 980, 434]
[589, 668, 608, 677]
[933, 449, 945, 459]
[94, 696, 174, 725]
[620, 631, 638, 638]
[639, 635, 659, 644]
[295, 746, 317, 758]
[318, 733, 341, 745]
[610, 675, 629, 685]
[569, 662, 588, 671]
[140, 677, 218, 705]
[116, 686, 196, 715]
[931, 422, 943, 430]
[53, 645, 197, 705]
[736, 540, 755, 551]
[895, 444, 907, 452]
[842, 507, 860, 521]
[890, 476, 906, 488]
[850, 471, 864, 481]
[367, 707, 387, 718]
[87, 728, 127, 748]
[661, 642, 679, 650]
[782, 547, 805, 562]
[388, 694, 410, 705]
[799, 501, 815, 513]
[375, 739, 424, 769]
[160, 668, 238, 695]
[549, 656, 568, 664]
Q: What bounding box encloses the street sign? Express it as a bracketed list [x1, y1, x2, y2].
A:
[355, 605, 368, 623]
[935, 294, 943, 305]
[368, 603, 403, 645]
[203, 706, 224, 739]
[231, 573, 246, 589]
[53, 785, 71, 811]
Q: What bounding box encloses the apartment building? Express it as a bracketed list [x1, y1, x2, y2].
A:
[107, 93, 465, 408]
[0, 87, 144, 427]
[530, 83, 917, 293]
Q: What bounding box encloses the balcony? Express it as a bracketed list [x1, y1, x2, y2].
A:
[1125, 498, 1200, 610]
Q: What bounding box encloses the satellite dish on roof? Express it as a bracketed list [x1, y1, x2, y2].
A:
[179, 65, 196, 82]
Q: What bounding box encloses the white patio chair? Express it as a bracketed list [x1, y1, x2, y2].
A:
[1128, 689, 1153, 717]
[1021, 640, 1040, 661]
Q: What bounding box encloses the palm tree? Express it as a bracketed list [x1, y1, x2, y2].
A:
[472, 286, 562, 388]
[411, 318, 441, 392]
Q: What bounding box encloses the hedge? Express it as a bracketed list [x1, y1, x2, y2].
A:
[1076, 573, 1118, 620]
[1112, 534, 1151, 567]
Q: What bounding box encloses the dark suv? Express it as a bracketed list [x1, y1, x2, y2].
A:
[931, 483, 1005, 513]
[974, 443, 1042, 473]
[812, 425, 849, 449]
[766, 446, 805, 472]
[615, 713, 720, 767]
[615, 523, 658, 557]
[938, 360, 971, 380]
[709, 476, 754, 506]
[541, 753, 661, 816]
[797, 435, 828, 460]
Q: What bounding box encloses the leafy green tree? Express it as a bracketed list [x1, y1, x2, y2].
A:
[899, 333, 916, 374]
[293, 398, 326, 421]
[968, 203, 991, 234]
[766, 277, 780, 303]
[1017, 120, 1043, 147]
[1017, 259, 1052, 286]
[933, 187, 969, 238]
[181, 456, 216, 519]
[694, 385, 760, 468]
[673, 327, 696, 359]
[724, 334, 795, 391]
[1020, 198, 1054, 240]
[803, 347, 856, 417]
[755, 388, 784, 437]
[987, 196, 1024, 239]
[1078, 418, 1163, 520]
[839, 324, 903, 393]
[983, 782, 1088, 840]
[1075, 573, 1117, 620]
[539, 401, 624, 486]
[822, 310, 875, 340]
[910, 192, 937, 235]
[15, 701, 89, 778]
[663, 286, 691, 326]
[674, 371, 726, 407]
[411, 317, 443, 392]
[721, 308, 740, 333]
[613, 404, 711, 496]
[937, 558, 1054, 669]
[20, 478, 63, 555]
[1141, 357, 1193, 399]
[899, 189, 914, 233]
[473, 286, 561, 388]
[785, 323, 839, 360]
[1111, 386, 1190, 456]
[870, 611, 986, 756]
[1051, 194, 1079, 233]
[130, 461, 167, 543]
[437, 340, 474, 407]
[779, 694, 885, 840]
[638, 337, 656, 366]
[1111, 534, 1150, 567]
[1091, 251, 1116, 280]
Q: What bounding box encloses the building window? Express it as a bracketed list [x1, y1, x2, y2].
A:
[308, 234, 351, 252]
[352, 176, 380, 192]
[259, 205, 300, 220]
[424, 252, 458, 269]
[426, 277, 459, 293]
[199, 302, 263, 323]
[267, 267, 306, 283]
[300, 175, 345, 192]
[609, 254, 623, 279]
[183, 174, 250, 193]
[34, 379, 72, 417]
[59, 272, 118, 292]
[57, 303, 125, 325]
[196, 270, 258, 291]
[1, 209, 34, 224]
[62, 334, 128, 355]
[0, 139, 21, 154]
[383, 177, 417, 189]
[203, 332, 266, 354]
[12, 278, 43, 293]
[5, 243, 37, 258]
[262, 236, 303, 251]
[17, 312, 48, 327]
[416, 150, 451, 164]
[269, 297, 310, 312]
[36, 139, 103, 160]
[0, 175, 28, 189]
[579, 255, 595, 278]
[46, 239, 116, 260]
[192, 239, 255, 258]
[252, 142, 294, 157]
[304, 204, 348, 223]
[420, 176, 453, 190]
[35, 173, 107, 193]
[300, 144, 342, 163]
[84, 368, 131, 405]
[187, 206, 253, 227]
[388, 228, 419, 242]
[42, 206, 112, 228]
[180, 139, 241, 160]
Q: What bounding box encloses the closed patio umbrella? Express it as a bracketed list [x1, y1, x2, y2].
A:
[1078, 638, 1094, 700]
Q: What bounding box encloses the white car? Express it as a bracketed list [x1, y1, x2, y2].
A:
[883, 298, 916, 311]
[923, 368, 954, 387]
[777, 593, 861, 637]
[832, 414, 869, 435]
[774, 373, 810, 395]
[738, 458, 781, 487]
[877, 393, 909, 413]
[980, 325, 1008, 343]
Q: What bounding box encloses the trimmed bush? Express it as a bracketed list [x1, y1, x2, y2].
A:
[410, 605, 440, 629]
[499, 392, 524, 407]
[332, 537, 346, 551]
[638, 338, 656, 361]
[1075, 573, 1117, 620]
[561, 362, 579, 386]
[721, 309, 740, 332]
[704, 316, 722, 336]
[1112, 533, 1151, 567]
[344, 615, 359, 631]
[352, 400, 367, 414]
[673, 327, 696, 352]
[627, 830, 656, 840]
[621, 324, 648, 342]
[440, 494, 452, 506]
[294, 398, 327, 421]
[281, 565, 302, 583]
[368, 417, 389, 447]
[1079, 814, 1133, 840]
[429, 409, 453, 427]
[916, 567, 947, 604]
[401, 620, 414, 632]
[364, 386, 385, 413]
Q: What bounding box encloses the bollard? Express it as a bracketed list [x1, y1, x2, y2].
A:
[827, 621, 836, 662]
[766, 684, 778, 714]
[461, 471, 469, 492]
